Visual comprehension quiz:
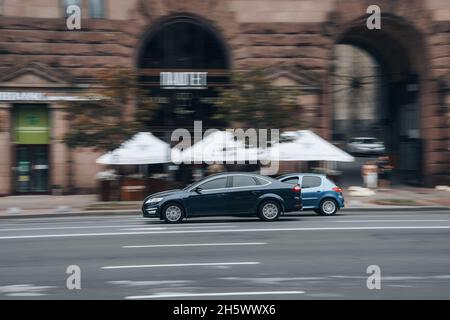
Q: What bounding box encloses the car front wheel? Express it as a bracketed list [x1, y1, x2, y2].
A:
[258, 201, 281, 221]
[317, 199, 338, 216]
[162, 203, 184, 223]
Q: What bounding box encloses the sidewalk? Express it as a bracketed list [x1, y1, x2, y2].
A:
[345, 186, 450, 209]
[0, 186, 449, 219]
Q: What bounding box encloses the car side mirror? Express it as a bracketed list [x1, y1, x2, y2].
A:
[194, 187, 203, 194]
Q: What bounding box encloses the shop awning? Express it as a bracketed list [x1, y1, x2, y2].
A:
[96, 132, 179, 165]
[177, 130, 262, 164]
[267, 130, 354, 162]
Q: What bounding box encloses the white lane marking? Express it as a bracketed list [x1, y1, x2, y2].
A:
[102, 261, 260, 270]
[126, 290, 304, 299]
[338, 213, 450, 218]
[220, 276, 326, 284]
[123, 242, 266, 248]
[334, 219, 450, 223]
[0, 284, 57, 297]
[0, 221, 234, 229]
[109, 280, 194, 287]
[0, 216, 136, 223]
[0, 225, 161, 232]
[121, 225, 234, 231]
[2, 225, 450, 240]
[0, 219, 143, 227]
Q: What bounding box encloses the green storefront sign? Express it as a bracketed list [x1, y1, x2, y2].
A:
[14, 105, 49, 144]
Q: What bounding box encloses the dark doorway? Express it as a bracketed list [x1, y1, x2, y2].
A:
[331, 16, 425, 186]
[137, 16, 230, 137]
[14, 145, 49, 193]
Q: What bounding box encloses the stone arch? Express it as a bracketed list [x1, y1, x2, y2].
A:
[325, 8, 436, 185]
[135, 13, 233, 135]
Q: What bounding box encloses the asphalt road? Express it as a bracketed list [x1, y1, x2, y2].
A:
[1, 209, 450, 299]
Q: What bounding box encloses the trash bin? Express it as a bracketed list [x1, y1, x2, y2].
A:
[362, 163, 378, 188]
[365, 172, 378, 189]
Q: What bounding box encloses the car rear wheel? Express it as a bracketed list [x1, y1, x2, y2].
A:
[162, 203, 184, 223]
[318, 199, 338, 216]
[258, 201, 281, 221]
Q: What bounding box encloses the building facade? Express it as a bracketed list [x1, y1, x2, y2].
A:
[0, 0, 449, 195]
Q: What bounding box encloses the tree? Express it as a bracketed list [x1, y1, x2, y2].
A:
[63, 68, 156, 151]
[213, 69, 300, 130]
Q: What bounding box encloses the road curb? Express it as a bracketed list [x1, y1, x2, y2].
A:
[343, 206, 449, 212]
[0, 206, 448, 219]
[0, 209, 139, 219]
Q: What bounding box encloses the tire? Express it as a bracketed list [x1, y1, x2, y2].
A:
[258, 200, 281, 221]
[162, 203, 184, 224]
[317, 199, 338, 216]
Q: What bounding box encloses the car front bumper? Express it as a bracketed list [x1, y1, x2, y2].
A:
[337, 194, 345, 208]
[141, 203, 162, 218]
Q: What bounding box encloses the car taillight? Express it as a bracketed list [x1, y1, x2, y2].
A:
[292, 184, 301, 193]
[332, 187, 343, 193]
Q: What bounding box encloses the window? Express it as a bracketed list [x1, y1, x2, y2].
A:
[301, 176, 321, 188]
[62, 0, 81, 16]
[232, 175, 257, 188]
[281, 176, 299, 185]
[255, 177, 270, 185]
[89, 0, 105, 18]
[199, 177, 227, 190]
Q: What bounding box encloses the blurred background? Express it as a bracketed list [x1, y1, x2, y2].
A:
[0, 0, 449, 202]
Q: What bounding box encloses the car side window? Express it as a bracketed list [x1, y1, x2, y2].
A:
[232, 175, 258, 188]
[301, 176, 321, 188]
[281, 176, 299, 185]
[199, 177, 228, 190]
[255, 177, 269, 185]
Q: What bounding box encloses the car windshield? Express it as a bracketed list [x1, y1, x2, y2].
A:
[182, 182, 198, 191]
[354, 138, 380, 144]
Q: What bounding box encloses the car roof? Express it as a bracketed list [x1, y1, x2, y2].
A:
[203, 171, 269, 179]
[278, 173, 326, 178]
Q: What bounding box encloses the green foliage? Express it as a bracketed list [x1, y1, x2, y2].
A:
[213, 69, 300, 130]
[63, 68, 157, 151]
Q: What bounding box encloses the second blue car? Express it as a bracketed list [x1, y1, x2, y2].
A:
[277, 173, 344, 215]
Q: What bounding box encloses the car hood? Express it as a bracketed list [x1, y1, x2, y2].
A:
[146, 189, 182, 199]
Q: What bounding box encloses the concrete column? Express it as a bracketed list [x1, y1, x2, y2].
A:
[0, 104, 12, 195]
[49, 104, 69, 193]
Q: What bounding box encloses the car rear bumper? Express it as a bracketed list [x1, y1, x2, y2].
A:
[284, 195, 302, 212]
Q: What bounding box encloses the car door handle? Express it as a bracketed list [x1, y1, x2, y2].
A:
[251, 191, 262, 195]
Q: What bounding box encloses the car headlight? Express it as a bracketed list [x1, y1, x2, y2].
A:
[145, 197, 163, 204]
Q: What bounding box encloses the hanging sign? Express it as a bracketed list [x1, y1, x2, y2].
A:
[160, 72, 207, 89]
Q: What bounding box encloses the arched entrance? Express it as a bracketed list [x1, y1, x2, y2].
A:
[331, 15, 427, 186]
[137, 15, 230, 137]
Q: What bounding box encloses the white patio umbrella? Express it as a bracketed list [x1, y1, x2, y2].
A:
[96, 132, 180, 165]
[267, 130, 354, 162]
[177, 130, 263, 164]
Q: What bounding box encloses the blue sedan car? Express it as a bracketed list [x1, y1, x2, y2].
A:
[277, 173, 344, 215]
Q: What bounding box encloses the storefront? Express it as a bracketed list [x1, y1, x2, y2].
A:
[12, 104, 50, 193]
[0, 64, 104, 196]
